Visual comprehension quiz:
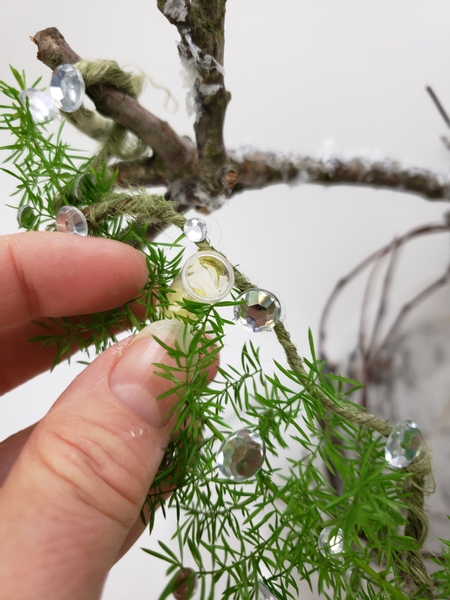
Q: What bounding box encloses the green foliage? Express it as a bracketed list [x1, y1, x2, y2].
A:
[1, 68, 442, 600]
[0, 67, 90, 228]
[430, 530, 450, 598]
[29, 226, 186, 369]
[144, 335, 417, 600]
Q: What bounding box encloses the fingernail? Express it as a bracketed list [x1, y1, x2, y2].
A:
[109, 320, 191, 428]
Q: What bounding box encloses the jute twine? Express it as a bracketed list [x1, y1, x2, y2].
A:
[61, 60, 148, 164]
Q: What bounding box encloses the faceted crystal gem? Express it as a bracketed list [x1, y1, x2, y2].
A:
[183, 217, 208, 242]
[73, 173, 96, 201]
[17, 205, 37, 229]
[345, 567, 361, 596]
[50, 64, 85, 112]
[385, 420, 422, 468]
[56, 206, 88, 236]
[234, 289, 281, 332]
[258, 581, 280, 600]
[19, 88, 56, 123]
[318, 526, 344, 556]
[173, 568, 197, 600]
[217, 429, 265, 481]
[181, 251, 234, 303]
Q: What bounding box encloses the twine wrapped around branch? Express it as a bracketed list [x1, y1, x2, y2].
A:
[61, 60, 148, 163]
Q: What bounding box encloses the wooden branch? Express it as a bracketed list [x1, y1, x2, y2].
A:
[113, 151, 450, 203]
[230, 151, 450, 201]
[31, 29, 450, 207]
[112, 157, 168, 187]
[31, 28, 195, 176]
[157, 0, 234, 198]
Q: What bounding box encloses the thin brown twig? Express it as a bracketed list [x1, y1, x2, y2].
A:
[366, 238, 402, 359]
[426, 86, 450, 129]
[157, 0, 234, 198]
[358, 250, 386, 363]
[374, 262, 450, 359]
[318, 224, 450, 361]
[358, 241, 402, 408]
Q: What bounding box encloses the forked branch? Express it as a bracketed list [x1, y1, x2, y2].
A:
[32, 27, 450, 211]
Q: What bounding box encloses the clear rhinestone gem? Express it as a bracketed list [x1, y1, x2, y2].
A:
[318, 526, 344, 556]
[234, 289, 281, 332]
[258, 581, 280, 600]
[181, 251, 234, 303]
[345, 567, 361, 596]
[56, 206, 88, 236]
[19, 89, 56, 123]
[17, 205, 37, 229]
[217, 429, 265, 481]
[73, 173, 96, 201]
[50, 64, 85, 112]
[173, 568, 197, 600]
[385, 420, 421, 468]
[183, 217, 208, 242]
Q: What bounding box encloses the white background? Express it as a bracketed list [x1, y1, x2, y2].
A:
[2, 2, 450, 598]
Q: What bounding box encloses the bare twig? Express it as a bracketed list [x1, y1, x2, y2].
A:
[426, 86, 450, 129]
[357, 242, 401, 408]
[230, 152, 450, 201]
[374, 263, 450, 358]
[366, 240, 402, 358]
[157, 0, 234, 198]
[112, 156, 168, 187]
[112, 151, 450, 202]
[358, 251, 386, 363]
[318, 224, 450, 361]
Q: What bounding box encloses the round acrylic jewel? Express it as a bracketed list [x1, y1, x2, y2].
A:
[17, 205, 37, 229]
[50, 64, 85, 112]
[217, 429, 265, 481]
[181, 251, 234, 303]
[56, 206, 88, 236]
[19, 88, 56, 123]
[318, 526, 344, 556]
[183, 217, 208, 242]
[258, 581, 280, 600]
[345, 567, 361, 596]
[173, 568, 197, 600]
[73, 173, 96, 201]
[234, 288, 281, 332]
[385, 420, 422, 468]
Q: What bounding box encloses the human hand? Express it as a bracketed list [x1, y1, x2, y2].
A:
[0, 232, 214, 600]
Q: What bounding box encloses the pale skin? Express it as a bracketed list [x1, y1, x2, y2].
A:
[0, 232, 215, 600]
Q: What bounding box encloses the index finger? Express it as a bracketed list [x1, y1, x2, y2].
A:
[0, 232, 149, 333]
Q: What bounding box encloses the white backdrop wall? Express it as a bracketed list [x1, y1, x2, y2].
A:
[1, 2, 450, 598]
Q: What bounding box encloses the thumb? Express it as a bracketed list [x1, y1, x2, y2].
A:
[0, 320, 198, 600]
